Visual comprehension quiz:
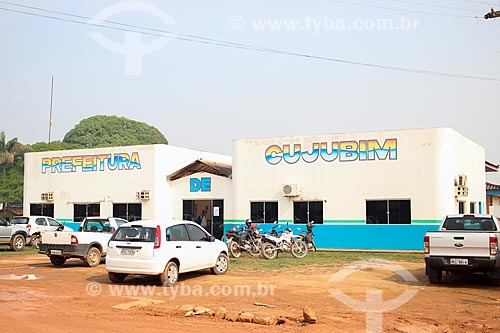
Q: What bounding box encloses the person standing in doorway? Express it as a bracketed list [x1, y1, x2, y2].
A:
[201, 210, 208, 231]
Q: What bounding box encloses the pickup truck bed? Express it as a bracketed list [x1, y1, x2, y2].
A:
[39, 217, 128, 267]
[424, 214, 500, 285]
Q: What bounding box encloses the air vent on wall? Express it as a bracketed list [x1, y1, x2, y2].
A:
[282, 184, 300, 197]
[41, 192, 54, 201]
[136, 190, 151, 200]
[457, 174, 467, 187]
[455, 186, 468, 197]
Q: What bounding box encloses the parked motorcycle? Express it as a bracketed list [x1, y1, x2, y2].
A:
[225, 220, 261, 258]
[260, 223, 308, 260]
[297, 221, 316, 252]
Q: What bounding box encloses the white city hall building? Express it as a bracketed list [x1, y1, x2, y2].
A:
[23, 128, 487, 250]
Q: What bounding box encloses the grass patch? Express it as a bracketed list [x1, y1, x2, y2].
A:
[0, 246, 38, 257]
[229, 251, 424, 271]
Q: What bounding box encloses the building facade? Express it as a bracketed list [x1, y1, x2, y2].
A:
[23, 128, 486, 250]
[231, 128, 486, 250]
[24, 144, 232, 237]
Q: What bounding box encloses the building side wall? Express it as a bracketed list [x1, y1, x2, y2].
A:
[231, 128, 485, 250]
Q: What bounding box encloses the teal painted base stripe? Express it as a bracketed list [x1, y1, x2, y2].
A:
[411, 220, 441, 224]
[226, 220, 441, 224]
[223, 223, 440, 250]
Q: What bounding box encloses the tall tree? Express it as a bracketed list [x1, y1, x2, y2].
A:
[63, 115, 168, 148]
[0, 132, 29, 215]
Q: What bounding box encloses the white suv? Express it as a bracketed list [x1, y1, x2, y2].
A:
[11, 216, 67, 247]
[106, 219, 229, 286]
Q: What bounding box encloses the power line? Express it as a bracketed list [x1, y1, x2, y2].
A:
[452, 0, 500, 7]
[0, 4, 499, 82]
[386, 0, 483, 12]
[0, 1, 274, 52]
[325, 0, 482, 18]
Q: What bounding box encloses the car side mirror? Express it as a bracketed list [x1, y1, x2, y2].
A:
[208, 235, 215, 242]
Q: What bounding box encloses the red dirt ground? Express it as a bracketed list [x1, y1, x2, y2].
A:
[1, 254, 499, 333]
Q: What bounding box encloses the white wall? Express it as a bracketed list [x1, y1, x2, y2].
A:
[435, 128, 486, 216]
[24, 144, 231, 220]
[169, 172, 233, 220]
[24, 145, 156, 219]
[232, 128, 485, 223]
[151, 145, 231, 219]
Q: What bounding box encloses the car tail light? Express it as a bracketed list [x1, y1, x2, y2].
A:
[27, 224, 31, 231]
[71, 235, 78, 245]
[424, 235, 430, 254]
[154, 225, 161, 249]
[39, 234, 42, 244]
[490, 235, 498, 256]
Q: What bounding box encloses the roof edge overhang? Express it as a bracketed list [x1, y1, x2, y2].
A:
[167, 159, 232, 181]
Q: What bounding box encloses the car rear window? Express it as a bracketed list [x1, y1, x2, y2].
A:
[443, 217, 497, 231]
[111, 226, 157, 242]
[11, 217, 29, 225]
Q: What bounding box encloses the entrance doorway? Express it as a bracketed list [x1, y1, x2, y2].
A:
[183, 199, 224, 240]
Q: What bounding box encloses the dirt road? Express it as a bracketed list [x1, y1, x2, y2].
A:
[1, 254, 499, 333]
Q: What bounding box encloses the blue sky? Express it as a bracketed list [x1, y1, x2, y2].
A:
[1, 0, 500, 181]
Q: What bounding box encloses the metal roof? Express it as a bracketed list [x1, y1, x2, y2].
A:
[486, 161, 499, 172]
[167, 159, 232, 181]
[486, 182, 500, 191]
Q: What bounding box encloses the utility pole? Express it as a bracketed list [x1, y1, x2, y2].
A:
[485, 8, 500, 19]
[48, 76, 54, 150]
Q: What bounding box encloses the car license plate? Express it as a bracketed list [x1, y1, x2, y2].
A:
[50, 250, 62, 255]
[450, 258, 468, 265]
[121, 249, 136, 255]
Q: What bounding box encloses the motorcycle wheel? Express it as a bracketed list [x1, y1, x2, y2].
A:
[248, 241, 261, 257]
[291, 240, 308, 259]
[261, 242, 278, 260]
[229, 241, 242, 258]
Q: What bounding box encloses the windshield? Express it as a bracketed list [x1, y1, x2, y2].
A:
[443, 217, 497, 231]
[111, 226, 156, 242]
[11, 217, 29, 225]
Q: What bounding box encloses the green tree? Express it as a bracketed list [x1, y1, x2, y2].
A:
[0, 132, 29, 215]
[30, 141, 83, 152]
[62, 115, 168, 148]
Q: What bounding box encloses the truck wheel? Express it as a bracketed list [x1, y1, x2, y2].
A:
[50, 256, 66, 266]
[160, 261, 178, 287]
[85, 247, 101, 267]
[108, 272, 127, 283]
[10, 234, 25, 251]
[428, 271, 442, 284]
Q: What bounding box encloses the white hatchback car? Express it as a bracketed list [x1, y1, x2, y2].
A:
[105, 219, 229, 286]
[10, 216, 67, 247]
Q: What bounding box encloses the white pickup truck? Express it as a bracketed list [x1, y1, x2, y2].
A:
[39, 217, 128, 267]
[424, 214, 500, 285]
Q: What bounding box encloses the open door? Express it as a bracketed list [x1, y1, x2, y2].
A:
[212, 200, 224, 240]
[183, 199, 224, 240]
